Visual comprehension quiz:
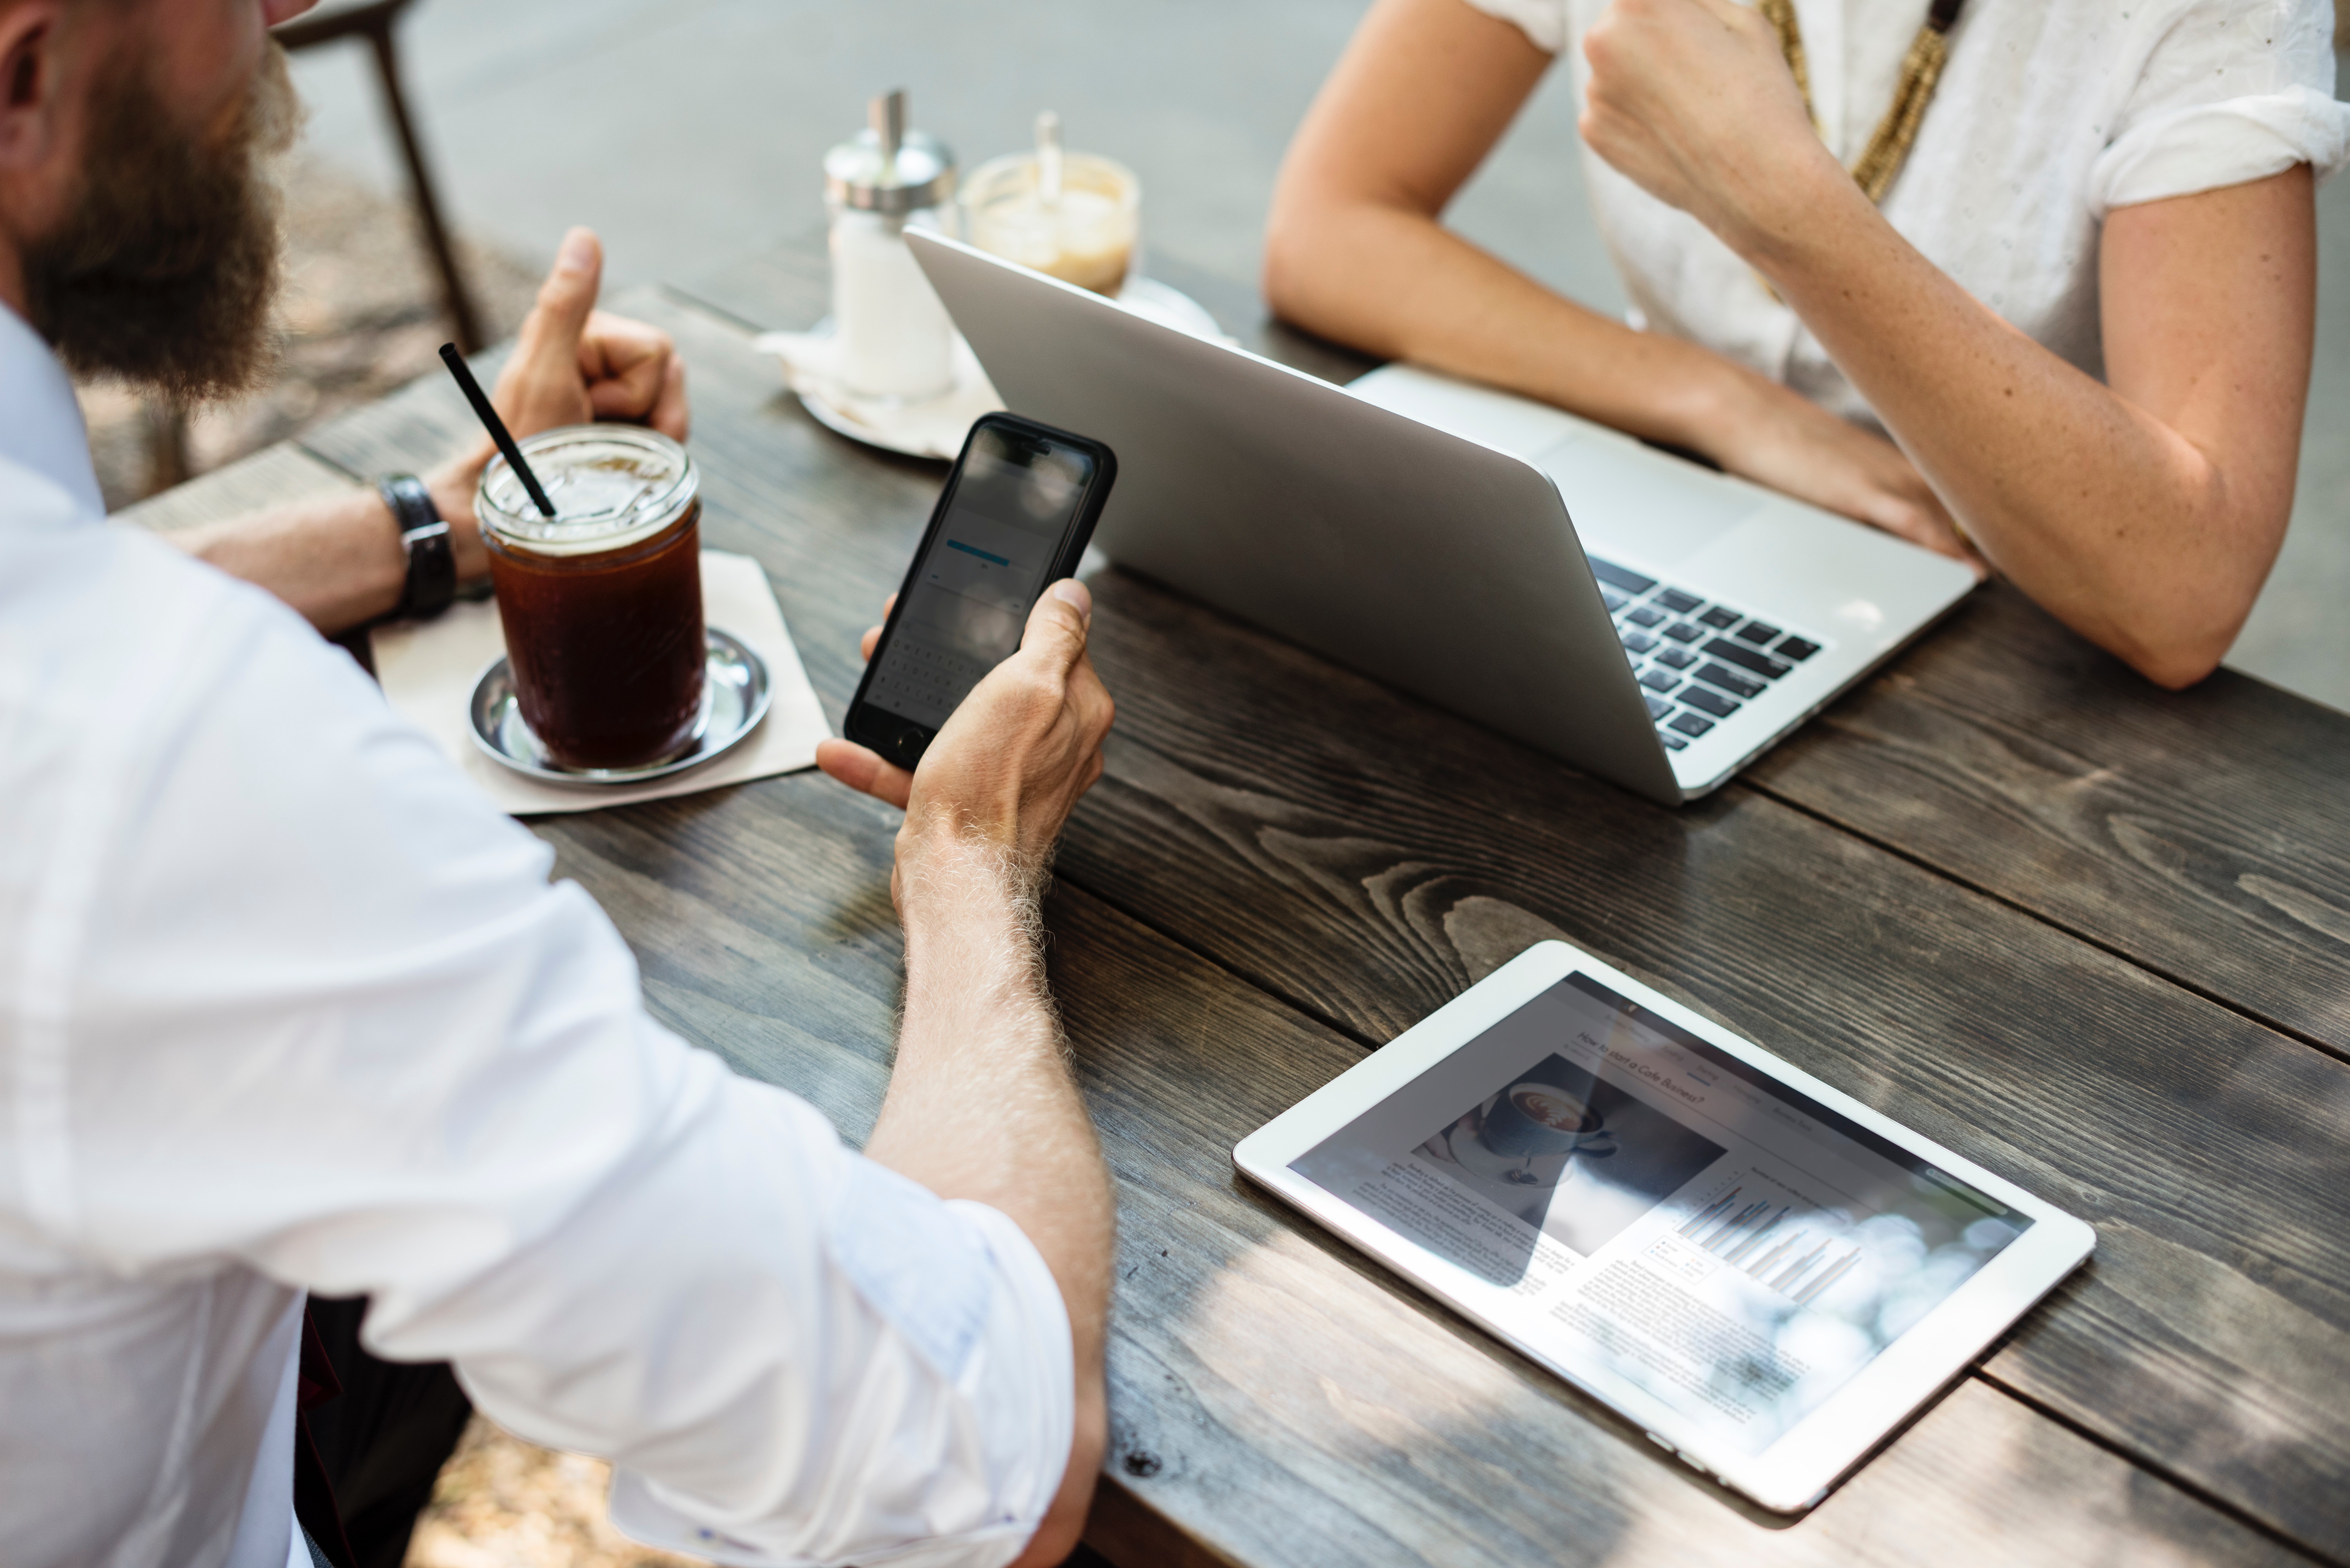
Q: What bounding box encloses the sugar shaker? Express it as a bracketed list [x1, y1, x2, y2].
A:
[824, 89, 958, 402]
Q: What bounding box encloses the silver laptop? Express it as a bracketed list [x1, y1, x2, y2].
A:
[909, 232, 1976, 806]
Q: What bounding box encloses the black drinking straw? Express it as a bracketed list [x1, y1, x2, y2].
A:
[438, 342, 556, 518]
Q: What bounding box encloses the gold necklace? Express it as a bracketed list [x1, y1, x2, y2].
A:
[1758, 0, 1967, 204]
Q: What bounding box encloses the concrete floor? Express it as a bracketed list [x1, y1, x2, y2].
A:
[287, 2, 2348, 711]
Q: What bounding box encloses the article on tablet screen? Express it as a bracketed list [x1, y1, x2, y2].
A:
[1289, 972, 2030, 1457]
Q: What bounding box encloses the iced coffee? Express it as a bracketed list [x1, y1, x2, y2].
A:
[477, 427, 706, 770]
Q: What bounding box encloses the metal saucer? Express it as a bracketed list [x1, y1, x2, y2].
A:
[468, 628, 771, 786]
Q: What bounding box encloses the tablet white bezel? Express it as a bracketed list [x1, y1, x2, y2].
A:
[1232, 939, 2095, 1512]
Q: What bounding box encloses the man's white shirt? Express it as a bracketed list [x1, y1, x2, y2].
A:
[0, 305, 1072, 1568]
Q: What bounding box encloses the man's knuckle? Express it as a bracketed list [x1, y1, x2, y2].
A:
[1009, 667, 1063, 709]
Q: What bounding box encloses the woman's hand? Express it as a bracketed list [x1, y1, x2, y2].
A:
[1703, 370, 1986, 572]
[1576, 2, 1984, 569]
[1579, 0, 1840, 254]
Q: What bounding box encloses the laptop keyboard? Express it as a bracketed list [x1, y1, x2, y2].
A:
[1589, 556, 1821, 752]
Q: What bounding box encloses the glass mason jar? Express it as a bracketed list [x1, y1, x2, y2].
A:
[476, 426, 705, 771]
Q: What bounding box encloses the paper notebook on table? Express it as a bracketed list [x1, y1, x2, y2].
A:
[372, 549, 832, 816]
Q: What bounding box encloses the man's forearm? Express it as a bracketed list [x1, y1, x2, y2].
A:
[172, 488, 406, 632]
[168, 452, 488, 635]
[862, 836, 1113, 1567]
[864, 837, 1113, 1319]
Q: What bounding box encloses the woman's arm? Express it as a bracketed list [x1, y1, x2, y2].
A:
[1265, 0, 1976, 561]
[1579, 0, 2316, 687]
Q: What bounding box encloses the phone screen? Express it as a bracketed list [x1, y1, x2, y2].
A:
[862, 423, 1100, 732]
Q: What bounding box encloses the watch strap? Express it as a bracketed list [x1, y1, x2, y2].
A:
[378, 473, 456, 621]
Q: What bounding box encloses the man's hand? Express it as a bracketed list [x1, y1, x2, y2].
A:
[1579, 0, 1838, 255]
[817, 581, 1115, 896]
[490, 226, 689, 442]
[425, 227, 691, 577]
[169, 225, 697, 629]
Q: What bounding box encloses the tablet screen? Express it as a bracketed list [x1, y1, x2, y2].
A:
[1290, 972, 2032, 1456]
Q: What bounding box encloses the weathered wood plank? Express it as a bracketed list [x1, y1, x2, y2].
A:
[294, 283, 2350, 1559]
[289, 339, 515, 486]
[530, 757, 2306, 1568]
[1744, 585, 2350, 1053]
[114, 441, 355, 533]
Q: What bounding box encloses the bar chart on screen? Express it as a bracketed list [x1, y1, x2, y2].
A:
[1672, 1172, 1869, 1306]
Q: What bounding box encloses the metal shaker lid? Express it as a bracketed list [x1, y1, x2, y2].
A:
[825, 89, 955, 214]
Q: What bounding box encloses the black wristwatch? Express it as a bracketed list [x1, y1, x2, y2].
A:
[378, 473, 456, 621]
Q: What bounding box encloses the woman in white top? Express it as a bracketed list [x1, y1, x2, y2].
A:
[1265, 0, 2349, 686]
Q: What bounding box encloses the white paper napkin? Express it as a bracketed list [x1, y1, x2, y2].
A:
[372, 550, 832, 817]
[754, 327, 1003, 460]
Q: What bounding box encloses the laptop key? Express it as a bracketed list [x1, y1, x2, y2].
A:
[1698, 605, 1741, 629]
[1656, 645, 1697, 670]
[1660, 733, 1688, 751]
[1589, 557, 1659, 595]
[1625, 604, 1668, 628]
[1622, 629, 1659, 654]
[1668, 711, 1715, 737]
[1656, 588, 1703, 614]
[1734, 620, 1781, 645]
[1603, 590, 1629, 614]
[1642, 694, 1672, 720]
[1638, 669, 1681, 693]
[1703, 638, 1792, 679]
[1663, 621, 1703, 643]
[1776, 635, 1820, 661]
[1681, 685, 1739, 719]
[1695, 661, 1764, 699]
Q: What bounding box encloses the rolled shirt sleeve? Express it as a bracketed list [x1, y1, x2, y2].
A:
[50, 544, 1072, 1567]
[2089, 0, 2350, 213]
[1458, 0, 1569, 54]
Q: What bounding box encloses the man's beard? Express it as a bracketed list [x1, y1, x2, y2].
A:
[23, 42, 299, 403]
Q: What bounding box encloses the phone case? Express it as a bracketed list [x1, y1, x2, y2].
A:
[843, 413, 1118, 768]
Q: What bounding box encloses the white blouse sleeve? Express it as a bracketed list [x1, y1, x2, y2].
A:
[2089, 0, 2350, 215]
[54, 548, 1072, 1568]
[1458, 0, 1571, 55]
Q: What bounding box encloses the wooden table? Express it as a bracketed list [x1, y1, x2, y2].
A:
[133, 238, 2350, 1568]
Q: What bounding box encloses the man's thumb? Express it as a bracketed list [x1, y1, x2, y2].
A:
[1021, 579, 1092, 669]
[527, 228, 602, 349]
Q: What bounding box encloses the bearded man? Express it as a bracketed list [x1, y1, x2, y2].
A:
[0, 5, 1115, 1568]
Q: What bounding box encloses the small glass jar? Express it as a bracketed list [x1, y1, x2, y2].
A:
[962, 148, 1140, 297]
[826, 91, 959, 402]
[477, 426, 705, 770]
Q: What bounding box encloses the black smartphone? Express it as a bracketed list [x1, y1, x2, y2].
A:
[844, 413, 1118, 769]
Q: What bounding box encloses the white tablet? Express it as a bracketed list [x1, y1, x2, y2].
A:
[1234, 940, 2094, 1512]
